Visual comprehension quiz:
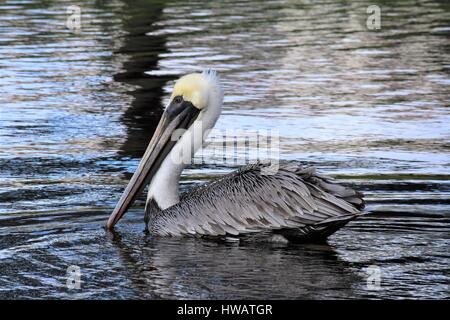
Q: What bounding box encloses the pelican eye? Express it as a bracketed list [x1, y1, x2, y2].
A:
[173, 95, 183, 104]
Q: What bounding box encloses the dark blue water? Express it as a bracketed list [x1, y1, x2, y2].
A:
[0, 0, 449, 299]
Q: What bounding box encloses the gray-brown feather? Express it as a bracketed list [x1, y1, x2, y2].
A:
[146, 162, 364, 242]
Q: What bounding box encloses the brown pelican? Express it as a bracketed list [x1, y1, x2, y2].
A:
[106, 70, 364, 242]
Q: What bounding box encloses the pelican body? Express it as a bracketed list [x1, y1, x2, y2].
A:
[106, 71, 364, 243]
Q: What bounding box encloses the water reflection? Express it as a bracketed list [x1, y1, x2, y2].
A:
[107, 230, 362, 299]
[113, 0, 175, 158]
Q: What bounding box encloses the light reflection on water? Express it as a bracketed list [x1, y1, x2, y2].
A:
[0, 0, 449, 299]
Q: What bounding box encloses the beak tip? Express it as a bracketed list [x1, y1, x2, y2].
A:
[105, 215, 117, 230]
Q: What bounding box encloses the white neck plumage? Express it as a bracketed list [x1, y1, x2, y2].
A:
[147, 84, 222, 210]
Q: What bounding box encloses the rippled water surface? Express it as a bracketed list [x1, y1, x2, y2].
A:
[0, 0, 449, 299]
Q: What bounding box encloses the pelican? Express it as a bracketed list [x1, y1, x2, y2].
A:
[106, 70, 364, 243]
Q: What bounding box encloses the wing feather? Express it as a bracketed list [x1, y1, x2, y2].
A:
[148, 161, 364, 238]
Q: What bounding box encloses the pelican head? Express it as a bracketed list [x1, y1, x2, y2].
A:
[106, 70, 223, 229]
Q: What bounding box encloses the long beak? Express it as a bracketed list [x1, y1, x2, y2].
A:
[106, 104, 199, 229]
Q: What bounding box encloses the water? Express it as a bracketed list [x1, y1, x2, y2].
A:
[0, 0, 449, 299]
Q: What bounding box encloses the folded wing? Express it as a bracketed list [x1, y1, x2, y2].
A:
[147, 162, 364, 242]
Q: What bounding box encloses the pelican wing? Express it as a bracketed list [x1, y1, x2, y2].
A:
[147, 162, 364, 241]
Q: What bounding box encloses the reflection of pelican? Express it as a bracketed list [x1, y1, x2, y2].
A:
[107, 70, 364, 242]
[106, 234, 361, 299]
